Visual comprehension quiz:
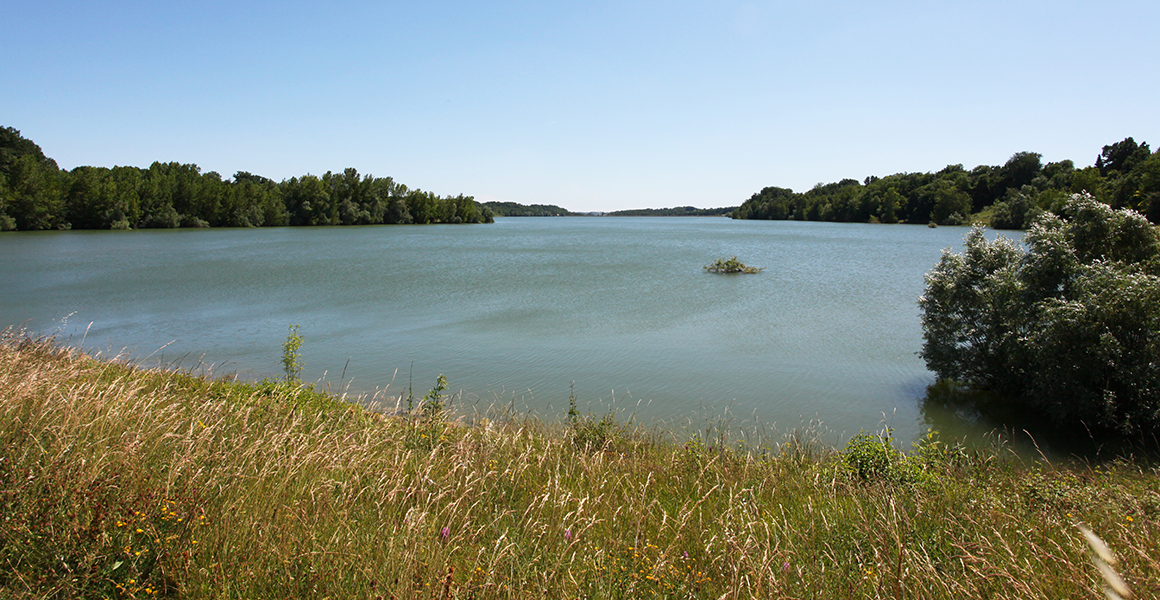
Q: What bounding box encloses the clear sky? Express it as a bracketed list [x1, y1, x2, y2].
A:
[5, 1, 1158, 212]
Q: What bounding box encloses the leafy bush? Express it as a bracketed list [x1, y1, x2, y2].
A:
[919, 194, 1160, 433]
[704, 256, 763, 274]
[841, 429, 929, 485]
[566, 385, 621, 451]
[421, 374, 449, 419]
[842, 431, 898, 481]
[281, 324, 304, 382]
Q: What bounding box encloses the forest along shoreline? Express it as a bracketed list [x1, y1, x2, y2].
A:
[4, 127, 1156, 233]
[0, 126, 493, 231]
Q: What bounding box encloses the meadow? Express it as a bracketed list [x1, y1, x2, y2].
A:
[1, 330, 1157, 599]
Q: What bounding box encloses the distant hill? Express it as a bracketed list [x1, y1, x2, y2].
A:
[482, 202, 575, 216]
[605, 206, 737, 217]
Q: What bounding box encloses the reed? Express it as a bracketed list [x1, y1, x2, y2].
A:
[1, 330, 1157, 598]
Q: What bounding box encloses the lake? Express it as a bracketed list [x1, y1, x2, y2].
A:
[0, 218, 995, 444]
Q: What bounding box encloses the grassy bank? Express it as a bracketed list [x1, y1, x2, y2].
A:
[1, 332, 1158, 599]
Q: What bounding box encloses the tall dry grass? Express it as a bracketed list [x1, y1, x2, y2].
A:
[1, 331, 1157, 598]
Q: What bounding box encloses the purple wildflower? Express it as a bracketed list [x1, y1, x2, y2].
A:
[441, 526, 450, 540]
[564, 529, 572, 541]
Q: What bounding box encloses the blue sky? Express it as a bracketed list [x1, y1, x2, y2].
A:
[5, 1, 1158, 212]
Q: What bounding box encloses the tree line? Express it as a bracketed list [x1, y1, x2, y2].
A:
[606, 206, 737, 217]
[481, 201, 574, 217]
[0, 127, 493, 231]
[733, 138, 1160, 228]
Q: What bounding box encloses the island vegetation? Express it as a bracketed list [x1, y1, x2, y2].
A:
[0, 127, 493, 231]
[703, 256, 764, 274]
[733, 138, 1160, 228]
[1, 330, 1156, 599]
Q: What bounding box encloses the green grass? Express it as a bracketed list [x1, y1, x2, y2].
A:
[1, 331, 1158, 599]
[971, 205, 996, 227]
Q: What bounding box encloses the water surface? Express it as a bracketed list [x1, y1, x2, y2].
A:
[0, 218, 991, 442]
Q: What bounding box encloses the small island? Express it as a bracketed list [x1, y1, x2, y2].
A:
[703, 256, 763, 274]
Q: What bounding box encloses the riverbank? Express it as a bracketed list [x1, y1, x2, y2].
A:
[1, 332, 1157, 599]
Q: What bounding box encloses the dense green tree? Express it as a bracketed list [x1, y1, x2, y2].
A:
[1068, 166, 1108, 201]
[65, 166, 142, 229]
[283, 175, 332, 226]
[0, 172, 15, 231]
[879, 188, 901, 223]
[919, 194, 1160, 433]
[1096, 137, 1151, 176]
[733, 186, 795, 220]
[926, 179, 972, 225]
[0, 127, 66, 230]
[995, 151, 1043, 194]
[989, 186, 1042, 230]
[1038, 159, 1074, 191]
[1135, 152, 1160, 222]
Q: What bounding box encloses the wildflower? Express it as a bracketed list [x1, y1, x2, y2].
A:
[1126, 515, 1134, 522]
[564, 529, 572, 542]
[782, 560, 791, 573]
[441, 526, 450, 540]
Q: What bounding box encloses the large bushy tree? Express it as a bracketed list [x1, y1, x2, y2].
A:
[919, 194, 1160, 433]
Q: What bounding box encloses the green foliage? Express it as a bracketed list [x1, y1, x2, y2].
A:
[841, 429, 928, 485]
[570, 411, 620, 451]
[482, 201, 574, 216]
[605, 205, 736, 216]
[732, 140, 1160, 226]
[920, 194, 1160, 434]
[929, 180, 973, 225]
[401, 375, 454, 451]
[422, 374, 449, 419]
[281, 324, 304, 382]
[704, 256, 764, 274]
[0, 127, 492, 231]
[990, 186, 1044, 229]
[566, 385, 622, 451]
[842, 430, 895, 481]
